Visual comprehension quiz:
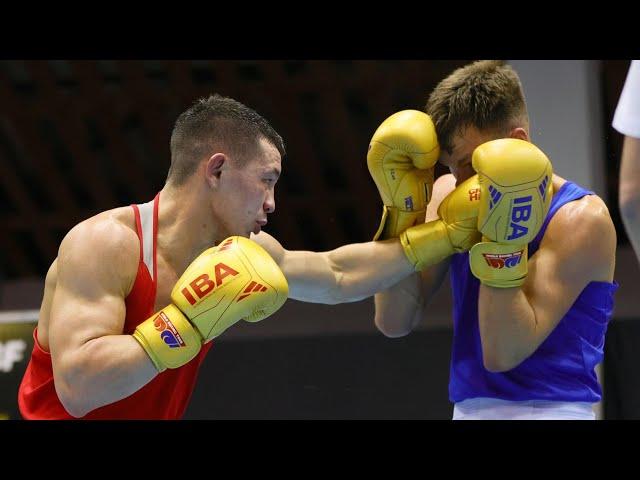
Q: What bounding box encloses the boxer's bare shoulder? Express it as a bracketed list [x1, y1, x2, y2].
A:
[37, 206, 140, 351]
[541, 187, 616, 283]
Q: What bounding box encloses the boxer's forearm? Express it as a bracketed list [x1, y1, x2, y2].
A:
[53, 335, 157, 417]
[374, 258, 450, 337]
[374, 274, 424, 337]
[286, 239, 415, 304]
[477, 285, 539, 372]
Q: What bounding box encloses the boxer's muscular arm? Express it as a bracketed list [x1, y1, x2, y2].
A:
[478, 196, 616, 372]
[49, 218, 157, 418]
[373, 174, 457, 337]
[252, 232, 415, 305]
[252, 174, 469, 314]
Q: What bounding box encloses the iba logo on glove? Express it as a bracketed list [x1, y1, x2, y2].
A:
[180, 262, 240, 306]
[487, 185, 535, 242]
[507, 196, 533, 241]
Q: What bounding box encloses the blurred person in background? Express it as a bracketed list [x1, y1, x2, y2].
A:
[614, 60, 640, 264]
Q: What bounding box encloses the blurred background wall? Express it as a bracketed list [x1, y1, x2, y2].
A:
[0, 60, 637, 419]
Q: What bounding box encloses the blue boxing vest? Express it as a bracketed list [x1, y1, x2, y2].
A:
[448, 181, 618, 403]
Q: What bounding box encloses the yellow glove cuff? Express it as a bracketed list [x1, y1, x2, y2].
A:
[469, 242, 528, 288]
[133, 304, 203, 372]
[373, 205, 427, 240]
[400, 220, 455, 271]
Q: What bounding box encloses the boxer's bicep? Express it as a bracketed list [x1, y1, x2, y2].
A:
[523, 202, 616, 342]
[49, 220, 138, 380]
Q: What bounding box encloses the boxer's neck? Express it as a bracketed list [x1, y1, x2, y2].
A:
[155, 181, 222, 273]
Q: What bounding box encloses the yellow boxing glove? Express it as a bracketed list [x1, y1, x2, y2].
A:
[367, 110, 440, 240]
[400, 175, 482, 270]
[468, 139, 553, 288]
[133, 236, 289, 372]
